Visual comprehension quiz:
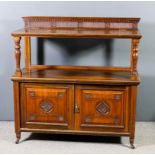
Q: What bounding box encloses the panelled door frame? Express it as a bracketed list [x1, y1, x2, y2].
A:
[20, 83, 75, 130]
[74, 85, 129, 133]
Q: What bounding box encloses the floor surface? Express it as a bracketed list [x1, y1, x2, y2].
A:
[0, 121, 155, 154]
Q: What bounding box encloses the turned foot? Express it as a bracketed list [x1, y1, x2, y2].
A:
[130, 138, 135, 149]
[15, 133, 21, 144]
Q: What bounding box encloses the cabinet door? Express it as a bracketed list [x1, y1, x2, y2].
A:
[75, 85, 129, 133]
[20, 83, 74, 130]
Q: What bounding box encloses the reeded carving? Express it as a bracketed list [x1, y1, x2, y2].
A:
[23, 16, 140, 30]
[40, 100, 53, 113]
[131, 39, 139, 74]
[14, 37, 21, 76]
[96, 101, 110, 115]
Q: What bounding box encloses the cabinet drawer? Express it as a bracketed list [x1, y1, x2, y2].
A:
[75, 85, 129, 132]
[20, 83, 74, 130]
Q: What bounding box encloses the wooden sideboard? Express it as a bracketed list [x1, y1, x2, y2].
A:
[11, 16, 142, 148]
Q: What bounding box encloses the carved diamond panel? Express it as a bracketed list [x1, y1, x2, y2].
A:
[96, 101, 110, 115]
[40, 100, 53, 113]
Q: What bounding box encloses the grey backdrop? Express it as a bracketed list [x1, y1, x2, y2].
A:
[0, 1, 155, 121]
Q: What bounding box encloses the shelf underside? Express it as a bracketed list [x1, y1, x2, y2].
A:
[12, 68, 140, 85]
[12, 28, 141, 39]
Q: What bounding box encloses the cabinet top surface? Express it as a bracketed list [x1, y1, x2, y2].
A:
[12, 67, 140, 85]
[12, 16, 141, 39]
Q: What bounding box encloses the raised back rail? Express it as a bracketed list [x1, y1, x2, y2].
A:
[23, 16, 140, 30]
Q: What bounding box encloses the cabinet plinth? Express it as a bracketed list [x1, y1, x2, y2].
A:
[11, 16, 142, 148]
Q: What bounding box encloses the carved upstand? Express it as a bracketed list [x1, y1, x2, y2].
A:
[11, 16, 142, 148]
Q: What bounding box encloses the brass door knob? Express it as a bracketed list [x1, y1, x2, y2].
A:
[75, 104, 80, 113]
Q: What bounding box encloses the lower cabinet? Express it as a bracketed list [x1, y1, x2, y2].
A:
[20, 83, 129, 134]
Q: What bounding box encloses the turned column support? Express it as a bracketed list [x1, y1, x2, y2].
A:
[14, 36, 22, 76]
[24, 36, 31, 72]
[131, 39, 140, 74]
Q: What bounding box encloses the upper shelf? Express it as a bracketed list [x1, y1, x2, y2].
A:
[12, 16, 142, 39]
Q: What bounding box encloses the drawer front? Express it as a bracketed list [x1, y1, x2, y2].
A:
[75, 85, 129, 132]
[20, 83, 74, 130]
